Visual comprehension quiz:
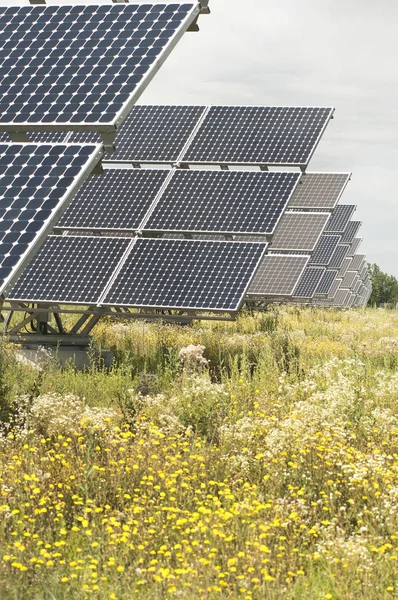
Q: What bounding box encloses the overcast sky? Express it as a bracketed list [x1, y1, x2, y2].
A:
[140, 0, 398, 276]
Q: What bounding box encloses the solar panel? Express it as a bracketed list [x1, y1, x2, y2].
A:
[248, 254, 309, 296]
[333, 288, 349, 306]
[310, 235, 341, 266]
[69, 105, 207, 163]
[348, 254, 366, 272]
[327, 276, 341, 299]
[293, 266, 325, 298]
[340, 271, 358, 290]
[353, 279, 362, 295]
[338, 258, 351, 278]
[324, 205, 356, 234]
[269, 211, 329, 252]
[8, 235, 131, 304]
[287, 173, 350, 210]
[181, 106, 334, 167]
[0, 142, 102, 296]
[328, 244, 349, 269]
[102, 238, 266, 311]
[143, 170, 300, 235]
[340, 220, 362, 244]
[314, 269, 338, 296]
[348, 238, 362, 257]
[57, 168, 170, 231]
[360, 263, 368, 280]
[0, 4, 199, 137]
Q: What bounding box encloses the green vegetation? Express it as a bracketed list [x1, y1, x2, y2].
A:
[368, 263, 398, 305]
[0, 307, 398, 599]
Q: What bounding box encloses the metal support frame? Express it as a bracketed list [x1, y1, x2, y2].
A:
[1, 303, 236, 347]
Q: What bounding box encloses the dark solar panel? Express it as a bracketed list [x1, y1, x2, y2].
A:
[315, 269, 338, 296]
[293, 267, 325, 298]
[288, 173, 350, 210]
[8, 235, 131, 304]
[0, 4, 198, 131]
[248, 254, 309, 296]
[58, 168, 170, 231]
[105, 105, 206, 162]
[0, 142, 102, 295]
[103, 238, 267, 311]
[310, 235, 341, 266]
[269, 212, 329, 252]
[182, 106, 334, 166]
[328, 244, 349, 269]
[340, 220, 362, 244]
[324, 204, 356, 234]
[144, 170, 300, 235]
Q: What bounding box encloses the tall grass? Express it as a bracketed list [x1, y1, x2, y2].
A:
[0, 307, 398, 599]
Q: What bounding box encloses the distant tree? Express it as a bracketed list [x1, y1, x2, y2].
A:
[368, 263, 398, 305]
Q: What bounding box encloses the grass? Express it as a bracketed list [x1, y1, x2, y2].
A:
[0, 306, 398, 599]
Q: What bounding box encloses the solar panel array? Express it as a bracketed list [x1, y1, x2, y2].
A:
[0, 4, 371, 319]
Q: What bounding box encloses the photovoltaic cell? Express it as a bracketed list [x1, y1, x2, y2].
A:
[182, 106, 334, 166]
[293, 267, 325, 298]
[315, 270, 338, 296]
[58, 169, 170, 231]
[0, 142, 102, 295]
[269, 212, 329, 252]
[348, 238, 362, 257]
[340, 220, 362, 244]
[287, 173, 350, 210]
[333, 288, 349, 306]
[103, 238, 267, 311]
[310, 235, 341, 266]
[340, 271, 358, 289]
[338, 258, 352, 278]
[248, 254, 309, 296]
[69, 105, 207, 163]
[144, 170, 300, 235]
[348, 254, 366, 272]
[8, 235, 131, 304]
[0, 4, 198, 131]
[327, 277, 341, 299]
[328, 244, 349, 269]
[324, 205, 356, 234]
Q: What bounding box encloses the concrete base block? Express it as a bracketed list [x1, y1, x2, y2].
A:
[17, 346, 114, 371]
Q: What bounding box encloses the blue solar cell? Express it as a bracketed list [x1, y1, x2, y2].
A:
[58, 168, 170, 231]
[103, 238, 267, 311]
[144, 170, 300, 235]
[8, 235, 131, 304]
[0, 4, 198, 130]
[182, 106, 334, 166]
[0, 142, 102, 295]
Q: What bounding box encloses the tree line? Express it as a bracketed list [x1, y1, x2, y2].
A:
[368, 263, 398, 305]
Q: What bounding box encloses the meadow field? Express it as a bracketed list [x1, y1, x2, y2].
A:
[0, 307, 398, 599]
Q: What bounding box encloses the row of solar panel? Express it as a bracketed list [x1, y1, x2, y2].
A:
[1, 104, 335, 168]
[54, 169, 355, 238]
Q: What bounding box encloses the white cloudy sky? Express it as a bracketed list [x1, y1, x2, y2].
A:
[140, 0, 398, 276]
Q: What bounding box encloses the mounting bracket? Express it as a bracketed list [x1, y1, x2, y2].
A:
[199, 0, 211, 14]
[101, 133, 116, 153]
